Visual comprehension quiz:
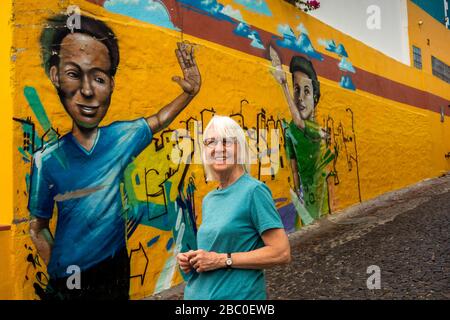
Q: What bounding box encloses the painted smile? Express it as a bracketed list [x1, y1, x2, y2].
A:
[77, 103, 99, 116]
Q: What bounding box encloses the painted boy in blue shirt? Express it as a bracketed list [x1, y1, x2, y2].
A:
[29, 14, 201, 299]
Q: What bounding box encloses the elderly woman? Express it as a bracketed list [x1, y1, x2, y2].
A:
[176, 115, 291, 300]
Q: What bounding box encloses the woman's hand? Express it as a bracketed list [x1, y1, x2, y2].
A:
[176, 251, 194, 274]
[188, 249, 226, 273]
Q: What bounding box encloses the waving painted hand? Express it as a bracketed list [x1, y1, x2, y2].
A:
[173, 41, 202, 96]
[269, 46, 287, 85]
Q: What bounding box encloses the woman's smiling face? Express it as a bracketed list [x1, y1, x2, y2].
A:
[203, 128, 239, 175]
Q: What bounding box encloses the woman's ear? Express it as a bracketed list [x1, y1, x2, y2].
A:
[49, 65, 60, 88]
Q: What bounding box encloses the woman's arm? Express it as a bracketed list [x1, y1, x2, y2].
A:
[188, 228, 291, 273]
[228, 228, 291, 269]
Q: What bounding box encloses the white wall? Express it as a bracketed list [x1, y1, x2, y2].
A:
[308, 0, 411, 65]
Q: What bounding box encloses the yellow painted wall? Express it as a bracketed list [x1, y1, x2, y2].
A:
[2, 0, 449, 299]
[0, 0, 15, 300]
[0, 0, 13, 226]
[0, 228, 14, 299]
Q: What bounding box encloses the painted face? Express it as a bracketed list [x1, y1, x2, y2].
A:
[50, 33, 114, 129]
[293, 71, 315, 121]
[203, 129, 239, 175]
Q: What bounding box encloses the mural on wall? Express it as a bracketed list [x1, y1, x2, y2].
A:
[9, 0, 370, 300]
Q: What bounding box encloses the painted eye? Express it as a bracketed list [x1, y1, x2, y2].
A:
[95, 77, 105, 84]
[67, 71, 79, 79]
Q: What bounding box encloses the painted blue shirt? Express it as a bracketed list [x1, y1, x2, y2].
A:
[184, 173, 284, 300]
[28, 118, 153, 278]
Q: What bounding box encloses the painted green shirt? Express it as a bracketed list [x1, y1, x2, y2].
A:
[183, 173, 284, 300]
[283, 119, 334, 221]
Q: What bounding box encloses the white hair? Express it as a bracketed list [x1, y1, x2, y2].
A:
[202, 115, 250, 181]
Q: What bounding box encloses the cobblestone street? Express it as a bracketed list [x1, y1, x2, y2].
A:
[149, 174, 450, 300]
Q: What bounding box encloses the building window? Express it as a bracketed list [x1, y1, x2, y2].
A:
[432, 56, 450, 83]
[412, 46, 422, 69]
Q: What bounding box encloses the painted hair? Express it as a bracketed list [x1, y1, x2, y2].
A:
[40, 14, 120, 77]
[289, 56, 320, 105]
[202, 116, 250, 181]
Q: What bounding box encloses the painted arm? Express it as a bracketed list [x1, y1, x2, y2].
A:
[182, 228, 291, 273]
[290, 158, 301, 194]
[269, 46, 305, 130]
[30, 217, 54, 265]
[146, 42, 202, 134]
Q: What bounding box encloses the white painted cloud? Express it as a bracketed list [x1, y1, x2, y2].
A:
[296, 23, 309, 35]
[146, 0, 162, 11]
[278, 24, 295, 37]
[107, 0, 140, 5]
[248, 33, 265, 49]
[201, 0, 215, 6]
[220, 4, 245, 22]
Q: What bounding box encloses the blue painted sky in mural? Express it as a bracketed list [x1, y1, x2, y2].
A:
[339, 57, 355, 73]
[319, 39, 348, 57]
[179, 0, 265, 50]
[233, 0, 272, 16]
[221, 4, 245, 21]
[234, 22, 265, 49]
[295, 23, 309, 35]
[104, 0, 179, 30]
[278, 24, 295, 37]
[340, 75, 356, 91]
[276, 24, 323, 61]
[177, 0, 234, 22]
[317, 40, 356, 89]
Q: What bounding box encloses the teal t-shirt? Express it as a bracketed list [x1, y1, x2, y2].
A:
[183, 173, 284, 300]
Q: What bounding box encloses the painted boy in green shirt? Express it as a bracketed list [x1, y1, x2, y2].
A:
[270, 48, 334, 225]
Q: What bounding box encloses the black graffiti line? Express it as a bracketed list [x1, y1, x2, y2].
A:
[144, 168, 168, 222]
[129, 242, 148, 286]
[256, 108, 267, 180]
[13, 117, 36, 154]
[200, 107, 216, 134]
[346, 108, 362, 203]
